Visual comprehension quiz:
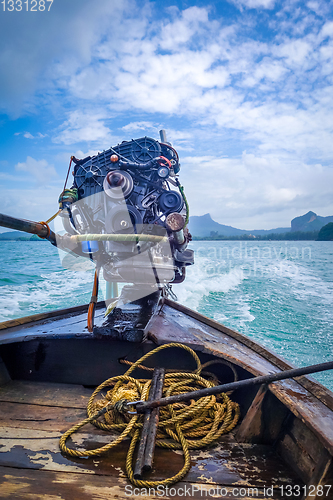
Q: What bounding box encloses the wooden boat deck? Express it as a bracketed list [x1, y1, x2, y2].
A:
[0, 379, 300, 499]
[0, 299, 333, 498]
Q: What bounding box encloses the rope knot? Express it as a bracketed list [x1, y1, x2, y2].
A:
[114, 398, 130, 414]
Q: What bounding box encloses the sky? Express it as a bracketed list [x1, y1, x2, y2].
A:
[0, 0, 333, 231]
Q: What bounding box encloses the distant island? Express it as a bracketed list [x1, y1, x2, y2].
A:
[188, 211, 333, 240]
[317, 223, 333, 241]
[1, 210, 333, 241]
[0, 231, 44, 241]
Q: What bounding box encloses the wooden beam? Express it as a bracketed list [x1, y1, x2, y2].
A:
[236, 384, 268, 443]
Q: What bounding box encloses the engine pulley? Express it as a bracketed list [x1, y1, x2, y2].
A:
[103, 170, 133, 199]
[158, 191, 183, 214]
[105, 205, 143, 234]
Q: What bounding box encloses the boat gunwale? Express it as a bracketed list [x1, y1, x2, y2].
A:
[0, 300, 108, 332]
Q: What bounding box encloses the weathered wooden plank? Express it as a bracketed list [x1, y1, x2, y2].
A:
[290, 417, 324, 464]
[0, 424, 301, 488]
[235, 384, 268, 443]
[277, 432, 315, 484]
[269, 379, 333, 457]
[0, 466, 285, 499]
[162, 300, 294, 372]
[0, 358, 10, 387]
[0, 402, 90, 433]
[259, 389, 290, 445]
[3, 398, 299, 489]
[150, 305, 287, 377]
[0, 381, 92, 408]
[0, 425, 127, 476]
[303, 449, 333, 500]
[148, 313, 205, 349]
[186, 443, 301, 488]
[295, 375, 333, 414]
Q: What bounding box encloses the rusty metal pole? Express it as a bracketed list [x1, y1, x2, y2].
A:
[143, 368, 165, 472]
[134, 360, 333, 414]
[134, 367, 165, 479]
[0, 213, 57, 245]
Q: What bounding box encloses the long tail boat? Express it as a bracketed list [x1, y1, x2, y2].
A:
[0, 132, 332, 499]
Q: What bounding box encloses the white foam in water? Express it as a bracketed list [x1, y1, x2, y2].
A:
[213, 300, 255, 327]
[176, 252, 246, 311]
[0, 269, 94, 321]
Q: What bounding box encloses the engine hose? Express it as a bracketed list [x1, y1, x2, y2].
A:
[118, 159, 155, 170]
[62, 214, 79, 236]
[159, 143, 179, 162]
[87, 267, 100, 332]
[177, 182, 189, 226]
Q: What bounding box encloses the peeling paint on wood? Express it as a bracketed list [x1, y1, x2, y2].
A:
[0, 467, 287, 499]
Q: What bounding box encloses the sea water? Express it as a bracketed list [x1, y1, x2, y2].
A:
[0, 240, 332, 390]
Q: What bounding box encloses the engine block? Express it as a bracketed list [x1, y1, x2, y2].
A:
[60, 135, 193, 286]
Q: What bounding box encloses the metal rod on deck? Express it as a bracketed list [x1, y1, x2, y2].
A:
[134, 360, 333, 414]
[0, 212, 57, 245]
[134, 367, 165, 479]
[143, 367, 165, 472]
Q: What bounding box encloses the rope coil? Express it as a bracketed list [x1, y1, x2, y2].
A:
[59, 343, 240, 487]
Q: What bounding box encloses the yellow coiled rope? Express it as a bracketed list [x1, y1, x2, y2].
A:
[59, 343, 240, 487]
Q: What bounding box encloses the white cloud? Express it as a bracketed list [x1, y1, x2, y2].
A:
[158, 6, 211, 50]
[122, 121, 157, 132]
[15, 157, 57, 185]
[320, 21, 333, 38]
[23, 132, 34, 139]
[23, 132, 46, 139]
[274, 39, 312, 66]
[0, 185, 62, 223]
[306, 1, 328, 16]
[181, 151, 333, 229]
[2, 1, 333, 229]
[0, 173, 21, 181]
[0, 0, 130, 115]
[53, 110, 114, 145]
[229, 0, 276, 10]
[50, 5, 332, 163]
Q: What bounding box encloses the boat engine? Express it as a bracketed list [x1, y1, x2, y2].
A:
[57, 133, 193, 335]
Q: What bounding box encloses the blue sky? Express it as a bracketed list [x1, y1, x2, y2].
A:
[1, 0, 333, 230]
